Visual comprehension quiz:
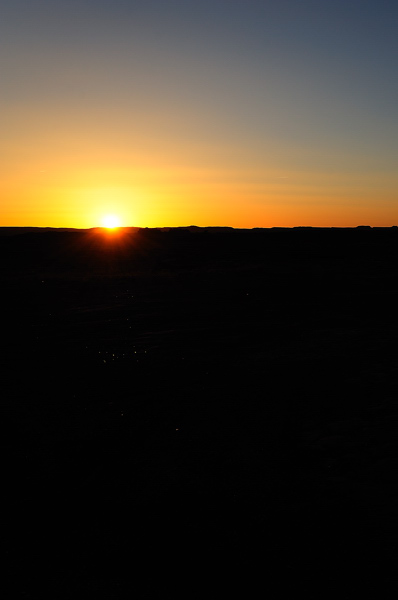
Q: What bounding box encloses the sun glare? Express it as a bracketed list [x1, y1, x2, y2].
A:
[102, 215, 121, 229]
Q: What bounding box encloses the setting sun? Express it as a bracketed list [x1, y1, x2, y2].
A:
[102, 215, 121, 229]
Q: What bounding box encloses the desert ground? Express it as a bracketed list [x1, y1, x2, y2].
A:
[3, 226, 398, 595]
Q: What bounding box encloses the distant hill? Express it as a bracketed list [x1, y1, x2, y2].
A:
[0, 227, 142, 237]
[0, 227, 80, 236]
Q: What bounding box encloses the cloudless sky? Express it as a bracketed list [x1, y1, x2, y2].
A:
[1, 0, 398, 227]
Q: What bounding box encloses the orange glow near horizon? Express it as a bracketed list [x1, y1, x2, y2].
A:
[1, 152, 397, 229]
[1, 176, 397, 229]
[1, 137, 397, 229]
[1, 116, 397, 229]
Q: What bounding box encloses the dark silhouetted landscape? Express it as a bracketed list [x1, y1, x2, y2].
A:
[3, 226, 398, 595]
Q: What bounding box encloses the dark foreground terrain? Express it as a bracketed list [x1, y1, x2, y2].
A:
[2, 226, 398, 596]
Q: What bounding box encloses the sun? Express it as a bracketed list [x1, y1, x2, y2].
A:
[102, 215, 121, 229]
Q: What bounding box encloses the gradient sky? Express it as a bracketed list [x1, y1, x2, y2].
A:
[1, 0, 398, 227]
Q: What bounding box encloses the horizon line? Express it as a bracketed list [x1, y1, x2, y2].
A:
[1, 224, 397, 231]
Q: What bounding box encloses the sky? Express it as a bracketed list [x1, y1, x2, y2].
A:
[1, 0, 398, 228]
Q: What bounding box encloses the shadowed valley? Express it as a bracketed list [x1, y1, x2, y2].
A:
[3, 226, 398, 592]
